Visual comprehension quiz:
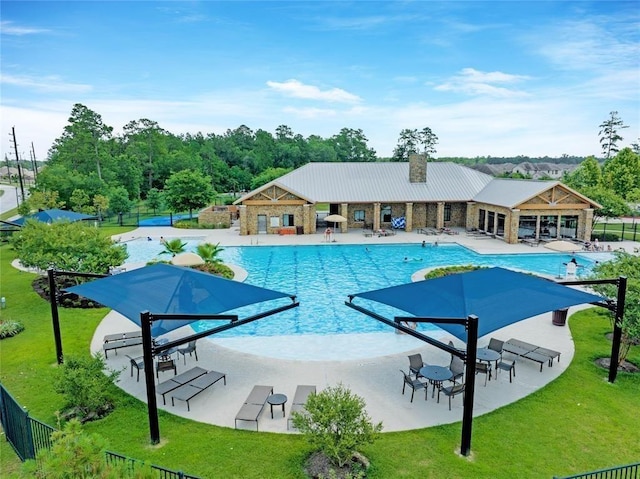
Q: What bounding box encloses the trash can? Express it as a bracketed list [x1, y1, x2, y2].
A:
[296, 226, 303, 235]
[552, 308, 569, 326]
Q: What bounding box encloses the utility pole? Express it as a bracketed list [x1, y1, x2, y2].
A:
[11, 127, 26, 204]
[30, 141, 38, 179]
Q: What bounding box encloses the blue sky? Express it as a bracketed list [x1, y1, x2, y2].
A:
[1, 1, 639, 161]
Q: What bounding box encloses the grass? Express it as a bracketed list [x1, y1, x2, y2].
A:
[592, 220, 640, 242]
[1, 242, 639, 478]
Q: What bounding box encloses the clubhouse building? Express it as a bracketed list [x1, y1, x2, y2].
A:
[233, 155, 600, 245]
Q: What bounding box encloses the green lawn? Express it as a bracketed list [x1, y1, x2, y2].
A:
[1, 243, 639, 478]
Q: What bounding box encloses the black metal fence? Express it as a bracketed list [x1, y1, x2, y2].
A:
[554, 462, 640, 479]
[592, 219, 640, 242]
[0, 383, 201, 479]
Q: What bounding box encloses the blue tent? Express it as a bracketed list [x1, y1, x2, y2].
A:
[349, 267, 605, 341]
[12, 208, 96, 226]
[67, 263, 295, 337]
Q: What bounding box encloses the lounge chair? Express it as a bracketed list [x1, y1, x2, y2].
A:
[288, 385, 316, 430]
[235, 385, 274, 431]
[503, 338, 560, 371]
[171, 370, 226, 411]
[156, 366, 207, 405]
[400, 370, 427, 403]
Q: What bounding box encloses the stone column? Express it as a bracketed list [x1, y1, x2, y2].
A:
[405, 203, 413, 232]
[557, 214, 562, 239]
[340, 203, 349, 233]
[466, 202, 475, 230]
[535, 215, 541, 239]
[238, 205, 248, 235]
[373, 203, 381, 231]
[436, 202, 445, 230]
[508, 209, 520, 244]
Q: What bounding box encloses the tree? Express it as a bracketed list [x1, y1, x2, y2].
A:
[419, 127, 438, 159]
[582, 186, 631, 221]
[108, 186, 133, 217]
[292, 383, 382, 469]
[164, 169, 214, 219]
[589, 252, 640, 367]
[146, 187, 164, 213]
[49, 103, 113, 180]
[122, 118, 168, 193]
[331, 128, 377, 162]
[93, 194, 109, 221]
[601, 148, 640, 201]
[69, 188, 90, 213]
[562, 156, 602, 190]
[249, 167, 292, 190]
[599, 111, 629, 159]
[10, 221, 127, 273]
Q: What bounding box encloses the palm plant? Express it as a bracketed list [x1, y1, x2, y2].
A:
[159, 238, 187, 257]
[196, 242, 224, 264]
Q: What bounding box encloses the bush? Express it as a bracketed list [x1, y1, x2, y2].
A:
[0, 319, 25, 339]
[592, 232, 620, 242]
[424, 264, 486, 280]
[10, 221, 127, 273]
[20, 419, 156, 479]
[53, 354, 120, 422]
[292, 383, 382, 470]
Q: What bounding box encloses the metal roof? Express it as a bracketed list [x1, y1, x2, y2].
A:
[244, 162, 494, 203]
[472, 178, 560, 208]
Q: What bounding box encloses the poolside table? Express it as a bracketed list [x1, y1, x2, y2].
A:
[419, 365, 453, 399]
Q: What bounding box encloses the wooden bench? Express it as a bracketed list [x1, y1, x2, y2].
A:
[156, 366, 208, 405]
[287, 385, 316, 430]
[234, 385, 273, 431]
[103, 337, 143, 358]
[171, 370, 227, 411]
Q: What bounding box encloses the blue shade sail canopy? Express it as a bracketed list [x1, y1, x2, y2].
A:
[12, 208, 96, 226]
[349, 267, 606, 341]
[66, 263, 295, 337]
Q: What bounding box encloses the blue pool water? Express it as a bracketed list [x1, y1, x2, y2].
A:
[123, 240, 605, 338]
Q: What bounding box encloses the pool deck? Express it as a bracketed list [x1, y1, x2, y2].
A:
[95, 225, 632, 434]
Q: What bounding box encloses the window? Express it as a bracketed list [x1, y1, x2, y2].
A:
[381, 205, 391, 222]
[444, 204, 452, 222]
[270, 216, 280, 227]
[282, 214, 294, 227]
[354, 210, 365, 222]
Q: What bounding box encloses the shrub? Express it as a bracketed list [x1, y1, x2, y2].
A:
[0, 319, 25, 339]
[53, 354, 120, 422]
[20, 419, 156, 479]
[424, 264, 486, 280]
[292, 383, 382, 469]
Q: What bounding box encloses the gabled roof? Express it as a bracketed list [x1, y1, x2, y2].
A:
[237, 162, 493, 204]
[472, 179, 601, 209]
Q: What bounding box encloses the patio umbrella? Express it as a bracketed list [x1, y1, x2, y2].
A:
[544, 240, 579, 252]
[324, 214, 347, 230]
[171, 252, 205, 266]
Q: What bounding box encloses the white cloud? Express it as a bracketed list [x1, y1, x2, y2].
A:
[434, 68, 531, 98]
[1, 74, 92, 93]
[0, 20, 49, 36]
[267, 79, 361, 103]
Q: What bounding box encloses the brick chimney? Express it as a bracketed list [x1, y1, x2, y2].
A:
[409, 154, 427, 183]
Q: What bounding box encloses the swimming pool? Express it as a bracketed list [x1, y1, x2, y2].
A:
[124, 240, 602, 339]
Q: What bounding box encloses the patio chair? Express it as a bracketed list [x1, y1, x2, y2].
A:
[449, 355, 465, 384]
[156, 358, 177, 378]
[400, 370, 427, 403]
[126, 355, 144, 382]
[487, 338, 504, 369]
[177, 340, 198, 365]
[475, 361, 491, 386]
[438, 383, 465, 410]
[497, 358, 516, 383]
[408, 353, 425, 378]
